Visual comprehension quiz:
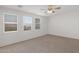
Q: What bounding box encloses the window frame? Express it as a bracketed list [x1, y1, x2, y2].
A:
[35, 18, 40, 30]
[3, 13, 18, 33]
[23, 16, 33, 31]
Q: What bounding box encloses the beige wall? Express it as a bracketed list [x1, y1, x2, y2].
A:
[0, 7, 48, 47]
[48, 11, 79, 39]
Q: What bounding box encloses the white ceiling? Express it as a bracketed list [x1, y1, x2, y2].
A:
[1, 5, 79, 16]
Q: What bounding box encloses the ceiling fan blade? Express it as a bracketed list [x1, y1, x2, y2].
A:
[52, 11, 55, 13]
[55, 7, 61, 9]
[17, 5, 23, 8]
[41, 9, 45, 10]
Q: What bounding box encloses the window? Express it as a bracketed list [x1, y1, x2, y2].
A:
[35, 18, 40, 30]
[23, 16, 32, 31]
[4, 14, 17, 32]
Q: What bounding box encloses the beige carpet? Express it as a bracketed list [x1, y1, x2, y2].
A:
[0, 34, 79, 53]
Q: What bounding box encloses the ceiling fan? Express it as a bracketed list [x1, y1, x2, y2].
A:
[17, 5, 23, 8]
[41, 5, 61, 14]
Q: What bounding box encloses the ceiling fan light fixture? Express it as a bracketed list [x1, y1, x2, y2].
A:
[47, 10, 52, 13]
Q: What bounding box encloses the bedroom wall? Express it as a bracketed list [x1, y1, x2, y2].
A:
[48, 10, 79, 39]
[0, 7, 48, 47]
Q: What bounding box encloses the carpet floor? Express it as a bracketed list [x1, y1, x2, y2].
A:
[0, 34, 79, 53]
